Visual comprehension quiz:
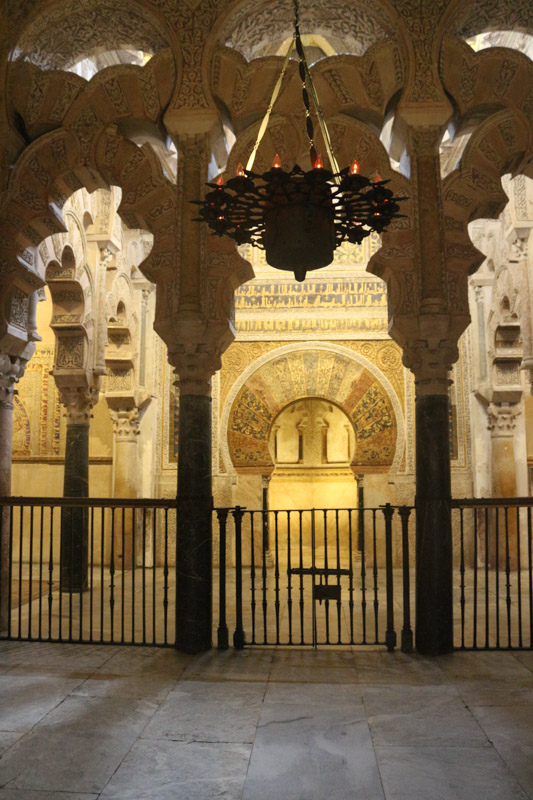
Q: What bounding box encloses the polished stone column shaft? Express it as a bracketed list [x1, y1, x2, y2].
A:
[61, 422, 90, 591]
[415, 393, 453, 655]
[488, 403, 520, 569]
[109, 407, 140, 568]
[176, 391, 213, 653]
[58, 386, 97, 592]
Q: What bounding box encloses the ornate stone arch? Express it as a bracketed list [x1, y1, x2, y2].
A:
[220, 342, 405, 476]
[442, 107, 533, 282]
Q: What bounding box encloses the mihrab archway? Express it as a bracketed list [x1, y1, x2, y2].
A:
[223, 344, 404, 476]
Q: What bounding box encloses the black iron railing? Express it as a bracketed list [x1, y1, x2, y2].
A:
[2, 496, 532, 652]
[214, 504, 415, 650]
[451, 498, 533, 650]
[0, 497, 176, 646]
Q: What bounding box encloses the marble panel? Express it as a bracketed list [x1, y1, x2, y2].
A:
[100, 738, 251, 800]
[242, 702, 384, 800]
[375, 745, 528, 800]
[142, 680, 265, 743]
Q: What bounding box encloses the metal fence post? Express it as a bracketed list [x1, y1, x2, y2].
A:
[382, 503, 397, 652]
[399, 506, 413, 653]
[233, 505, 245, 649]
[216, 508, 229, 650]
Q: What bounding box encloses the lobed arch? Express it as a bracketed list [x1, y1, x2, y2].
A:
[442, 107, 533, 285]
[440, 37, 533, 130]
[210, 37, 406, 139]
[220, 342, 405, 476]
[9, 48, 177, 144]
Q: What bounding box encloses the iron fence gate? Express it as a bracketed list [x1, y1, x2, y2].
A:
[215, 505, 415, 650]
[3, 495, 533, 652]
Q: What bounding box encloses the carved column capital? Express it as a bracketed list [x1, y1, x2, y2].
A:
[0, 353, 28, 409]
[408, 125, 442, 155]
[170, 349, 219, 396]
[108, 407, 140, 440]
[402, 339, 457, 396]
[487, 402, 521, 437]
[58, 385, 100, 425]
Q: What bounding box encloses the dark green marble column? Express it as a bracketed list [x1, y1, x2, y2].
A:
[61, 422, 89, 591]
[57, 385, 97, 594]
[176, 392, 213, 653]
[415, 393, 453, 655]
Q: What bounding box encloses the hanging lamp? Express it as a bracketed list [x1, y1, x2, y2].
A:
[193, 0, 406, 281]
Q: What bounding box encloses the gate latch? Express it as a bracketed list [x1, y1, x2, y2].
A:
[313, 583, 341, 604]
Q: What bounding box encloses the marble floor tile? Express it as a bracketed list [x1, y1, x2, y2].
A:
[375, 745, 528, 800]
[95, 646, 189, 676]
[0, 792, 98, 799]
[269, 648, 357, 683]
[437, 651, 533, 684]
[264, 680, 364, 709]
[488, 739, 533, 797]
[142, 679, 266, 743]
[181, 648, 273, 682]
[0, 693, 160, 793]
[512, 651, 533, 673]
[471, 703, 533, 745]
[0, 730, 138, 794]
[364, 685, 488, 747]
[29, 693, 158, 737]
[0, 642, 118, 671]
[71, 670, 177, 702]
[100, 738, 252, 800]
[0, 674, 87, 732]
[438, 652, 533, 706]
[242, 701, 384, 800]
[0, 733, 23, 757]
[353, 651, 447, 686]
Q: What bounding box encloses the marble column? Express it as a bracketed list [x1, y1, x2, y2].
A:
[413, 367, 454, 656]
[109, 407, 140, 568]
[174, 368, 213, 654]
[0, 354, 27, 630]
[58, 386, 98, 592]
[488, 402, 520, 569]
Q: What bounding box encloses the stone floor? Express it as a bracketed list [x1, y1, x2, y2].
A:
[0, 642, 531, 799]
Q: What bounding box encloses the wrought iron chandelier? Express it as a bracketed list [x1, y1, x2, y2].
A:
[194, 0, 406, 281]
